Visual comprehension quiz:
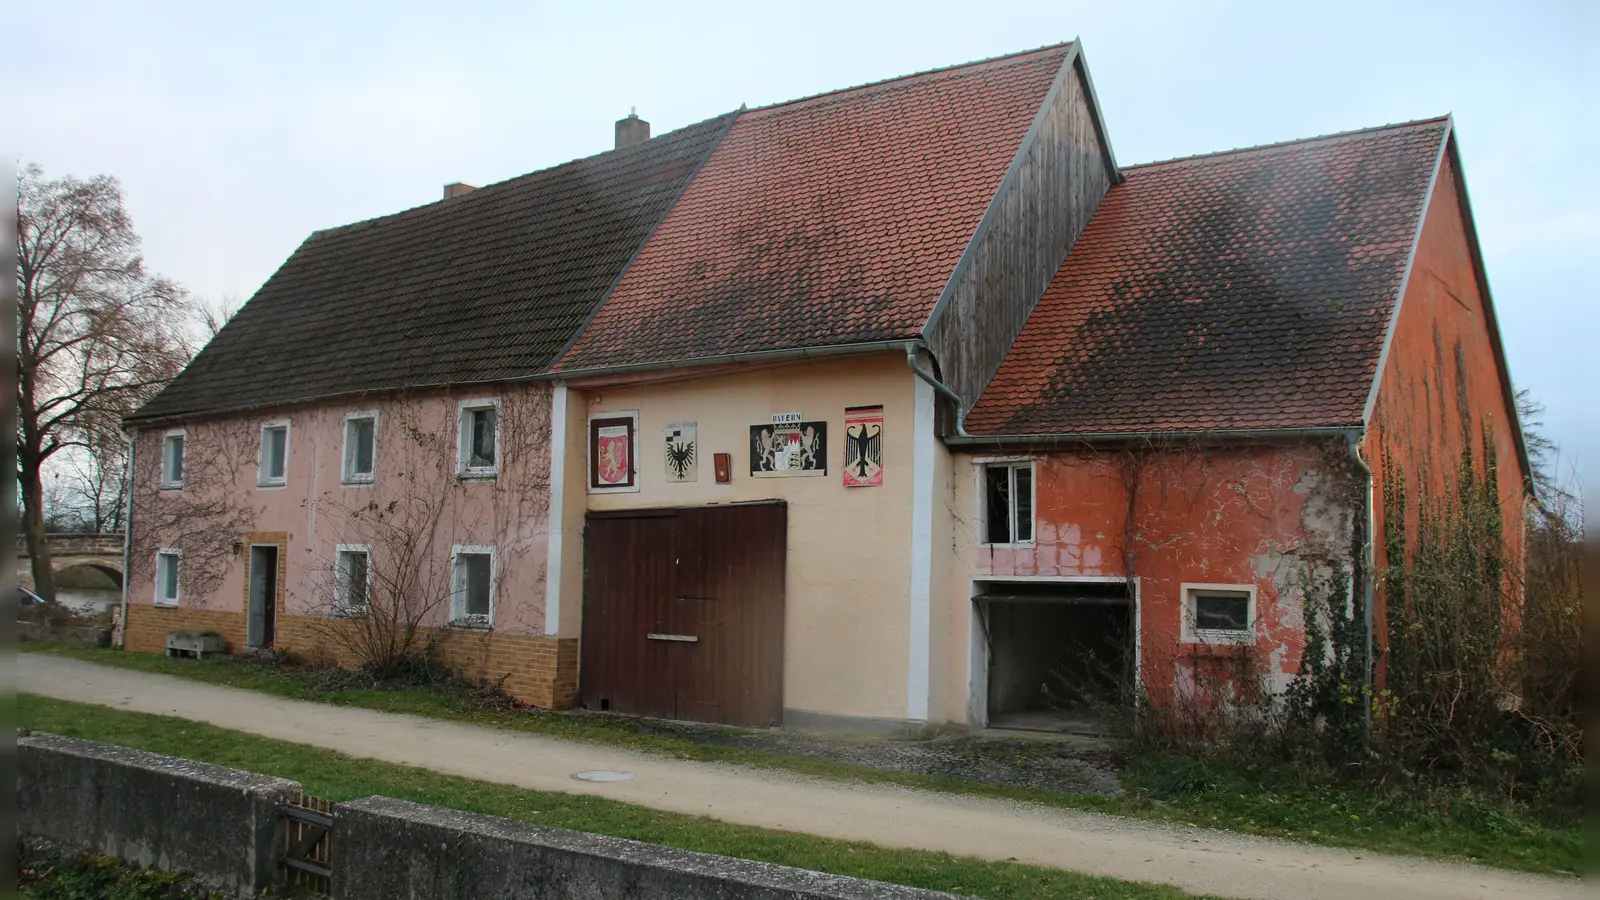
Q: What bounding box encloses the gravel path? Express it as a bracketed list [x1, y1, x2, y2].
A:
[19, 654, 1579, 900]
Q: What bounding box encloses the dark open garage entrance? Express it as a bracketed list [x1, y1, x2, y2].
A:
[580, 502, 786, 727]
[977, 580, 1132, 733]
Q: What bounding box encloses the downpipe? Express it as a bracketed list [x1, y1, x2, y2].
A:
[118, 428, 135, 649]
[904, 345, 973, 438]
[1347, 431, 1377, 745]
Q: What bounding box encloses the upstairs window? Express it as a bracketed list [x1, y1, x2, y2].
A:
[160, 430, 186, 489]
[983, 462, 1034, 545]
[155, 550, 181, 606]
[451, 546, 494, 626]
[335, 545, 371, 616]
[457, 399, 499, 478]
[258, 421, 290, 487]
[342, 412, 377, 484]
[1182, 584, 1256, 644]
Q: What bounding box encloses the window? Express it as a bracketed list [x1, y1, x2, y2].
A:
[258, 420, 290, 487]
[982, 463, 1034, 545]
[160, 430, 186, 489]
[342, 412, 377, 484]
[155, 550, 181, 606]
[335, 545, 371, 616]
[451, 546, 494, 626]
[1181, 584, 1257, 644]
[457, 399, 499, 478]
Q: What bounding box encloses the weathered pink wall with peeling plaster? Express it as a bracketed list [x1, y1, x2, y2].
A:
[953, 443, 1357, 709]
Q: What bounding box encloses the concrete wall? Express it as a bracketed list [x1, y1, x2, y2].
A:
[570, 352, 921, 725]
[18, 733, 297, 899]
[940, 443, 1359, 722]
[336, 795, 957, 900]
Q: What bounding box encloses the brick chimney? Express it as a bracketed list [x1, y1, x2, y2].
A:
[615, 108, 650, 149]
[443, 182, 477, 200]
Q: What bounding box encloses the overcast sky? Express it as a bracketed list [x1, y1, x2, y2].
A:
[13, 0, 1596, 487]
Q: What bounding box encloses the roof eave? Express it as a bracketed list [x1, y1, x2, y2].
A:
[946, 425, 1363, 449]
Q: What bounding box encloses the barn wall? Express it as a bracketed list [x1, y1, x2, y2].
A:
[924, 51, 1115, 409]
[939, 442, 1359, 721]
[1365, 150, 1528, 613]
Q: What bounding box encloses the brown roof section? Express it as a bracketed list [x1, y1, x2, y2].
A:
[555, 45, 1072, 373]
[131, 113, 736, 422]
[967, 118, 1449, 436]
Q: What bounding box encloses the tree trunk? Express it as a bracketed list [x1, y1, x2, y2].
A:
[19, 454, 58, 602]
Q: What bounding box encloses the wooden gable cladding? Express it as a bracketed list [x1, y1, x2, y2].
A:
[923, 47, 1119, 413]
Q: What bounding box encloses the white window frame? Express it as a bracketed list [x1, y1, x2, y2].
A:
[449, 544, 496, 627]
[1180, 582, 1258, 645]
[341, 410, 379, 485]
[586, 410, 641, 494]
[976, 458, 1036, 547]
[334, 543, 372, 617]
[456, 398, 501, 480]
[257, 419, 291, 488]
[159, 429, 186, 490]
[154, 548, 182, 606]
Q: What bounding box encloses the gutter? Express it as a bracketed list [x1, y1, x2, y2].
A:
[1347, 431, 1377, 744]
[118, 428, 135, 649]
[904, 346, 974, 438]
[944, 424, 1361, 447]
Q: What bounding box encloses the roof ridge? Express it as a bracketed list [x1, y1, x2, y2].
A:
[312, 111, 740, 237]
[1124, 115, 1451, 170]
[745, 42, 1075, 115]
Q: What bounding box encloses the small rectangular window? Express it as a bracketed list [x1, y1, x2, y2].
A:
[457, 400, 499, 477]
[451, 548, 494, 625]
[336, 546, 370, 616]
[1183, 584, 1256, 644]
[983, 463, 1034, 545]
[155, 550, 181, 606]
[259, 421, 289, 486]
[343, 413, 377, 484]
[161, 432, 185, 488]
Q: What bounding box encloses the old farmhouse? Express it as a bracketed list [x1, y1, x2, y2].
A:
[121, 42, 1528, 733]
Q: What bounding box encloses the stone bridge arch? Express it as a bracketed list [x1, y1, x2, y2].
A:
[16, 534, 125, 593]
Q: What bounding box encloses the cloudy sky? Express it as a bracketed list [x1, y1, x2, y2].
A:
[13, 0, 1596, 486]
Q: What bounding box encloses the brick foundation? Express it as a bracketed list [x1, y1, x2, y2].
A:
[121, 604, 579, 709]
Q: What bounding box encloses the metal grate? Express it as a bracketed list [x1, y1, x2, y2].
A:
[282, 791, 334, 895]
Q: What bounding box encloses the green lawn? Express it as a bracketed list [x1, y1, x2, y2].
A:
[20, 694, 1205, 900]
[21, 642, 1580, 875]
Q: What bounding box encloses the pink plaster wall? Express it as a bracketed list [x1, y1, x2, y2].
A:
[968, 443, 1357, 702]
[128, 383, 554, 636]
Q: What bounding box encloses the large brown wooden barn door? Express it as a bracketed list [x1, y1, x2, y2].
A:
[581, 503, 786, 727]
[580, 511, 676, 718]
[676, 503, 787, 727]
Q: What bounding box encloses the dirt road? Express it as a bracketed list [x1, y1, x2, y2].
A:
[18, 654, 1578, 900]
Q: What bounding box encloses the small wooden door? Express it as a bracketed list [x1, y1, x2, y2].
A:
[247, 545, 278, 649]
[581, 503, 786, 726]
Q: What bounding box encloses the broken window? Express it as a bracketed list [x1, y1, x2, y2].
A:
[452, 548, 493, 624]
[1183, 586, 1255, 643]
[343, 412, 377, 484]
[160, 431, 186, 489]
[258, 421, 289, 486]
[457, 400, 499, 477]
[983, 463, 1034, 545]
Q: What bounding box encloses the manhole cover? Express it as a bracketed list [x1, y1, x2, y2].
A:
[572, 770, 635, 782]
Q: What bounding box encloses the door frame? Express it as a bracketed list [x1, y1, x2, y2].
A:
[246, 542, 280, 649]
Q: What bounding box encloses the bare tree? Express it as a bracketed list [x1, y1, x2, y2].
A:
[17, 164, 193, 599]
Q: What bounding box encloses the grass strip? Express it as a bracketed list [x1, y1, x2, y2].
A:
[22, 642, 1579, 874]
[20, 693, 1205, 900]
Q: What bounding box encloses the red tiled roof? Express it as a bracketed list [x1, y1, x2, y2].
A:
[967, 118, 1449, 436]
[555, 44, 1072, 372]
